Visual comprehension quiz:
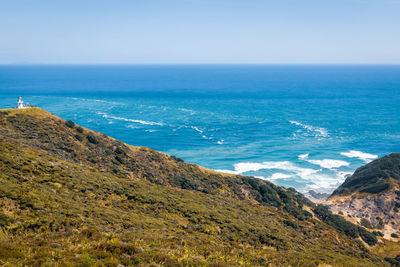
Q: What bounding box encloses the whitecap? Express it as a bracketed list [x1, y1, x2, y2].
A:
[340, 150, 378, 163]
[298, 153, 309, 160]
[306, 159, 350, 170]
[289, 120, 329, 137]
[217, 161, 319, 177]
[189, 126, 203, 134]
[97, 112, 164, 126]
[217, 139, 224, 145]
[268, 173, 292, 180]
[216, 160, 347, 193]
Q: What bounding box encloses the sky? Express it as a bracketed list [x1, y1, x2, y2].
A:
[0, 0, 399, 64]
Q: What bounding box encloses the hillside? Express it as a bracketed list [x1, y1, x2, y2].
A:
[332, 153, 400, 196]
[327, 154, 400, 244]
[0, 107, 385, 266]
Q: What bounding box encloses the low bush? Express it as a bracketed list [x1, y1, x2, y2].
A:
[87, 134, 98, 144]
[372, 231, 384, 237]
[360, 218, 373, 229]
[313, 204, 377, 245]
[170, 155, 184, 163]
[283, 220, 299, 229]
[77, 127, 84, 133]
[115, 147, 125, 155]
[74, 134, 83, 141]
[65, 120, 75, 128]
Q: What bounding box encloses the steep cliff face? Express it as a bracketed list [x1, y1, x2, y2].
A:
[0, 108, 385, 266]
[326, 154, 400, 240]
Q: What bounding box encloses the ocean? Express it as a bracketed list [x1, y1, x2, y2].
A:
[1, 64, 399, 194]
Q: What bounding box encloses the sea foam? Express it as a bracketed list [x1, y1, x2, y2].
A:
[289, 120, 328, 137]
[216, 161, 318, 177]
[216, 160, 349, 193]
[340, 150, 378, 163]
[306, 159, 350, 170]
[97, 112, 164, 126]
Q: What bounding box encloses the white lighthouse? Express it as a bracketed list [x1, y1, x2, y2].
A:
[17, 96, 24, 109]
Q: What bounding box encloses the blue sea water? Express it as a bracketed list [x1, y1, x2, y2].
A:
[1, 65, 399, 194]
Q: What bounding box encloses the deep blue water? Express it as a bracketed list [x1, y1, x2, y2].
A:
[1, 65, 399, 193]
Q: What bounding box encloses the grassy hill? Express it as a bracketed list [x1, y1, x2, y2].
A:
[0, 108, 385, 266]
[332, 153, 400, 196]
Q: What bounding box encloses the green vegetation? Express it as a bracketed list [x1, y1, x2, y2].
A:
[332, 153, 400, 196]
[361, 218, 374, 229]
[373, 231, 384, 237]
[0, 108, 387, 266]
[385, 254, 400, 266]
[77, 126, 84, 133]
[313, 204, 378, 246]
[65, 120, 75, 128]
[391, 233, 399, 238]
[87, 133, 98, 144]
[74, 134, 83, 141]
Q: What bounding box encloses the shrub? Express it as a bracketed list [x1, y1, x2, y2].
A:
[172, 176, 197, 190]
[170, 155, 184, 163]
[284, 220, 299, 229]
[373, 231, 384, 237]
[313, 204, 378, 245]
[359, 228, 378, 246]
[115, 155, 124, 164]
[391, 233, 399, 238]
[0, 211, 9, 227]
[87, 134, 98, 144]
[385, 254, 400, 266]
[115, 147, 125, 155]
[65, 120, 75, 128]
[360, 218, 373, 229]
[74, 134, 83, 141]
[77, 127, 84, 133]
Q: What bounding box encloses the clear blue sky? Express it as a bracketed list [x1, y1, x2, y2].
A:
[1, 0, 399, 64]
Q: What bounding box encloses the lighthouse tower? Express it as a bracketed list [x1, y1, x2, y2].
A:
[17, 96, 24, 109]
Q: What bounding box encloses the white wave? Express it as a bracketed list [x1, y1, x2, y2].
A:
[97, 112, 164, 126]
[269, 173, 292, 180]
[306, 159, 350, 170]
[189, 126, 203, 134]
[145, 129, 157, 133]
[69, 97, 121, 105]
[298, 153, 309, 160]
[340, 150, 378, 163]
[216, 160, 348, 193]
[217, 139, 224, 145]
[289, 120, 328, 137]
[217, 161, 319, 177]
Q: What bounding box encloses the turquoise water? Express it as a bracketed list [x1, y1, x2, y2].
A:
[1, 65, 399, 193]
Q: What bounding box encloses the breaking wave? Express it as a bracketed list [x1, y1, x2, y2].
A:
[216, 161, 318, 177]
[340, 150, 378, 163]
[216, 159, 351, 193]
[305, 159, 350, 170]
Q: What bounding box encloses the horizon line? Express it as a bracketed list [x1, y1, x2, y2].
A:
[1, 63, 400, 66]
